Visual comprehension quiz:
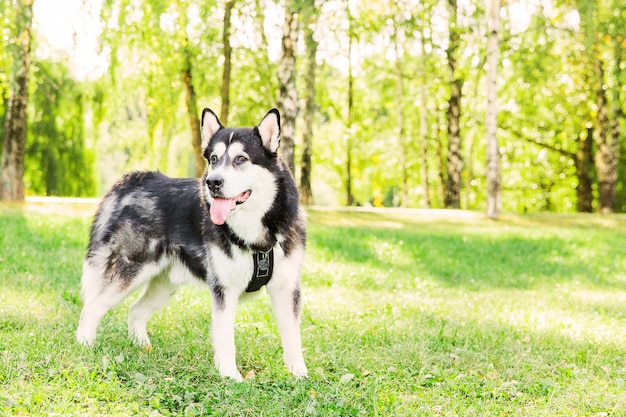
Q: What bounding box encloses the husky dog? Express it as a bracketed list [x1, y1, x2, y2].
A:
[76, 109, 307, 381]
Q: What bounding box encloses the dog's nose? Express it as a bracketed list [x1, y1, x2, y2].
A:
[206, 176, 224, 193]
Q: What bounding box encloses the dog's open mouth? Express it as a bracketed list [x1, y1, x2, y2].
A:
[210, 190, 251, 225]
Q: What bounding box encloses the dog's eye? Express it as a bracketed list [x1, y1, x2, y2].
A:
[209, 154, 218, 165]
[234, 155, 248, 165]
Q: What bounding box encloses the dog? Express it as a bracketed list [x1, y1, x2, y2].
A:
[76, 108, 307, 381]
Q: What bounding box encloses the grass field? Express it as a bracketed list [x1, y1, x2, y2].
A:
[1, 200, 626, 416]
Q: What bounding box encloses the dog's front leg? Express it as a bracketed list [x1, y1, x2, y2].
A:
[268, 283, 308, 378]
[211, 286, 243, 382]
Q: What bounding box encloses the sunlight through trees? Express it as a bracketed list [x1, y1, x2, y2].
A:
[0, 0, 624, 212]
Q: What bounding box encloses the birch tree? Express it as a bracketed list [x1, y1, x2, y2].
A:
[392, 8, 408, 208]
[277, 0, 299, 174]
[485, 0, 501, 219]
[418, 19, 431, 208]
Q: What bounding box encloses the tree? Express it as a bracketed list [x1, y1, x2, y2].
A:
[0, 1, 10, 129]
[182, 48, 204, 178]
[444, 0, 463, 209]
[418, 16, 432, 208]
[277, 0, 299, 174]
[485, 0, 501, 219]
[576, 127, 594, 212]
[345, 0, 355, 206]
[299, 1, 318, 205]
[576, 0, 621, 213]
[220, 0, 235, 125]
[175, 0, 204, 178]
[392, 5, 408, 208]
[609, 30, 625, 211]
[0, 0, 33, 201]
[591, 39, 617, 213]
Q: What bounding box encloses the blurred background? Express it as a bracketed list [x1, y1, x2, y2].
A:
[1, 0, 624, 213]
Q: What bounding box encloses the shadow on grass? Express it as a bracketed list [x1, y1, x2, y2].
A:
[307, 218, 626, 291]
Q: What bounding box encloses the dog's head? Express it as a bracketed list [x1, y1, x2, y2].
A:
[201, 108, 281, 226]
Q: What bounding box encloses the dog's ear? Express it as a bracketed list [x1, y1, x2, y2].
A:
[257, 109, 281, 153]
[201, 108, 223, 149]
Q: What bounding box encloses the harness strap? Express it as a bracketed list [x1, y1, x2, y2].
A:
[245, 248, 274, 292]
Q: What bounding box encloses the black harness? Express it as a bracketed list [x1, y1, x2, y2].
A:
[245, 248, 274, 292]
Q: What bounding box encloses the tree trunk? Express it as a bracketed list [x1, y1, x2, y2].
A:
[576, 127, 594, 212]
[277, 0, 298, 174]
[299, 13, 317, 206]
[419, 24, 431, 208]
[220, 0, 235, 125]
[607, 41, 623, 212]
[174, 1, 204, 178]
[345, 0, 355, 206]
[465, 129, 475, 210]
[485, 0, 501, 219]
[182, 55, 204, 178]
[593, 55, 618, 213]
[578, 0, 619, 213]
[346, 64, 354, 206]
[444, 0, 463, 209]
[393, 25, 408, 208]
[1, 0, 33, 202]
[436, 119, 446, 207]
[419, 86, 430, 208]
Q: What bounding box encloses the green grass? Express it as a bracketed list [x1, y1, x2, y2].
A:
[1, 201, 626, 416]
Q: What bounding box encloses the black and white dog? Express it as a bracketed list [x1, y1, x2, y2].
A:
[76, 109, 307, 381]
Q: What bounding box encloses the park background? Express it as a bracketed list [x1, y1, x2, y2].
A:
[1, 0, 625, 215]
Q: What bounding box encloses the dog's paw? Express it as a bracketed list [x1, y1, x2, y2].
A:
[129, 330, 151, 348]
[76, 328, 95, 346]
[221, 370, 244, 382]
[216, 363, 244, 382]
[289, 362, 308, 379]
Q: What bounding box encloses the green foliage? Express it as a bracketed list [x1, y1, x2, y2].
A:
[25, 60, 97, 197]
[95, 0, 222, 181]
[499, 12, 585, 212]
[5, 0, 625, 210]
[2, 202, 626, 415]
[312, 0, 626, 211]
[95, 0, 280, 185]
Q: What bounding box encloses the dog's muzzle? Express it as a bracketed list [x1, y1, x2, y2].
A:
[206, 176, 252, 225]
[206, 175, 224, 196]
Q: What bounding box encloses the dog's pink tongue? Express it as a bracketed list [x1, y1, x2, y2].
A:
[210, 198, 237, 225]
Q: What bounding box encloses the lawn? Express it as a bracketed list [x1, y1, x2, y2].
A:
[1, 201, 626, 416]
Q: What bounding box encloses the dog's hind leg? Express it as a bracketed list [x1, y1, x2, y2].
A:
[76, 261, 134, 346]
[267, 281, 308, 378]
[128, 272, 177, 346]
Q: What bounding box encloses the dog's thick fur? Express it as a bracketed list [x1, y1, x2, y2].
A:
[76, 109, 307, 381]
